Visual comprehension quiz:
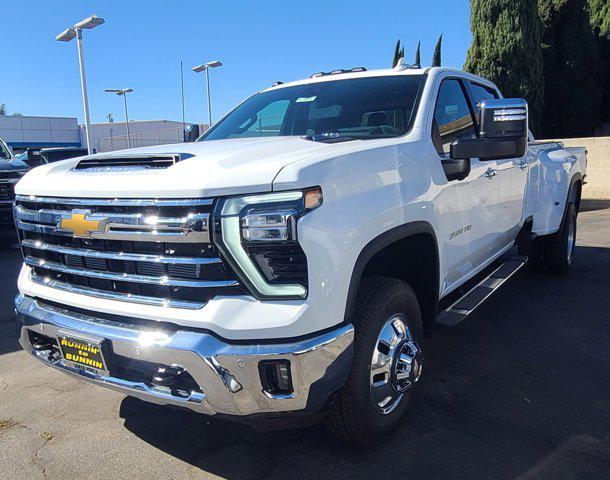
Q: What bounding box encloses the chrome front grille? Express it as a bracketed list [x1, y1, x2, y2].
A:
[14, 196, 243, 309]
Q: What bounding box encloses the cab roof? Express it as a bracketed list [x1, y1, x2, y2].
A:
[262, 66, 497, 93]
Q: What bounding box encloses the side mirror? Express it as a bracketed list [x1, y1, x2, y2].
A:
[184, 124, 200, 142]
[450, 98, 528, 161]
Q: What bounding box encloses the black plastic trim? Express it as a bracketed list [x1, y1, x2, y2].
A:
[343, 221, 440, 322]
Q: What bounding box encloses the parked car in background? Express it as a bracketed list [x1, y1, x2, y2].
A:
[0, 137, 28, 247]
[13, 66, 586, 444]
[25, 147, 89, 168]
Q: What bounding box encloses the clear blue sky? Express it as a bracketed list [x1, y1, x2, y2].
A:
[2, 0, 472, 125]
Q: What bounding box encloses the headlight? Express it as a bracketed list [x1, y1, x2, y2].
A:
[215, 187, 322, 299]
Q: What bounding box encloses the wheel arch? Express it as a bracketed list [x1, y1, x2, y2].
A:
[344, 222, 440, 335]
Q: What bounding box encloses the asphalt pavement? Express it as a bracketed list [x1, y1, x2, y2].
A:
[1, 203, 609, 480]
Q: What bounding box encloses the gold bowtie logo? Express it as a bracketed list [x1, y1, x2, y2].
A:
[59, 212, 106, 238]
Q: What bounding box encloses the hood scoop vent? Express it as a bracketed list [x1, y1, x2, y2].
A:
[74, 154, 191, 172]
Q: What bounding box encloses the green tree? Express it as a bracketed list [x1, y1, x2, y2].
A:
[539, 0, 603, 137]
[431, 34, 442, 67]
[415, 41, 421, 66]
[588, 0, 610, 33]
[0, 104, 6, 116]
[588, 0, 610, 123]
[464, 0, 544, 134]
[392, 39, 402, 67]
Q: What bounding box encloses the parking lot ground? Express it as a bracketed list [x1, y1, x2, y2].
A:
[1, 203, 609, 480]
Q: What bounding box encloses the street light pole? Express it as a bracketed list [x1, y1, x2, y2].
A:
[75, 28, 94, 155]
[122, 92, 131, 147]
[56, 15, 105, 156]
[192, 60, 222, 128]
[104, 88, 134, 148]
[205, 67, 212, 128]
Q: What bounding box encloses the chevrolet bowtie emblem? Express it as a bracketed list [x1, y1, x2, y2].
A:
[58, 211, 107, 238]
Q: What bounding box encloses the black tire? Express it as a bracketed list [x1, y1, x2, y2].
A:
[326, 277, 423, 445]
[543, 202, 577, 275]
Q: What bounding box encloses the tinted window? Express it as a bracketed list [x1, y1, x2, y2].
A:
[469, 83, 499, 125]
[202, 76, 425, 141]
[0, 140, 11, 160]
[432, 79, 476, 156]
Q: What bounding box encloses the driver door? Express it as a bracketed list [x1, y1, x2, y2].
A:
[432, 78, 500, 293]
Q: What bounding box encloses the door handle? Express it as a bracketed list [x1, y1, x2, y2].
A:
[484, 168, 497, 179]
[517, 161, 528, 170]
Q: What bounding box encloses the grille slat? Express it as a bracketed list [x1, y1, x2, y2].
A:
[16, 197, 244, 309]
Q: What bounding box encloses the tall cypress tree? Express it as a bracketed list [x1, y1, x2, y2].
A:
[539, 0, 603, 137]
[588, 0, 610, 124]
[464, 0, 544, 134]
[392, 39, 402, 68]
[431, 35, 442, 67]
[415, 41, 421, 66]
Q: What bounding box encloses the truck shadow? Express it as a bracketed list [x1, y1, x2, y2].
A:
[119, 246, 610, 480]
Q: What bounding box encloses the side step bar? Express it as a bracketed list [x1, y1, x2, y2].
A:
[436, 255, 528, 327]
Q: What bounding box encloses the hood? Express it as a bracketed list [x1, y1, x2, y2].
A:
[15, 136, 344, 198]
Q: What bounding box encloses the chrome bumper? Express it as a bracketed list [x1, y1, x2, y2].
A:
[15, 295, 354, 416]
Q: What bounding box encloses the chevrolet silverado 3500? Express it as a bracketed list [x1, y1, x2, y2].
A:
[14, 66, 586, 445]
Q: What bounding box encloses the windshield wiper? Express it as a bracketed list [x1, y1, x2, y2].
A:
[305, 132, 358, 143]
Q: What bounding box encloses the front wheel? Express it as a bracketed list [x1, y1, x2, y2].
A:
[326, 277, 423, 445]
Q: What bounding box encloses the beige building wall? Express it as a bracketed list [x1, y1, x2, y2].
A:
[545, 136, 610, 200]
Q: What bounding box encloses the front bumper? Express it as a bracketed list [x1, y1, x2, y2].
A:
[15, 295, 354, 417]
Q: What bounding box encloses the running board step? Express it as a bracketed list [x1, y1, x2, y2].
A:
[436, 255, 528, 327]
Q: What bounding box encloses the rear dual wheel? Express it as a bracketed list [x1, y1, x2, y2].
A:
[326, 278, 423, 445]
[521, 202, 577, 276]
[543, 202, 577, 275]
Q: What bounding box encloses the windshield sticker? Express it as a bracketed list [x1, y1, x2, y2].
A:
[296, 96, 317, 103]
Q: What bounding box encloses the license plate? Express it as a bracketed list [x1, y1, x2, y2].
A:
[58, 335, 109, 376]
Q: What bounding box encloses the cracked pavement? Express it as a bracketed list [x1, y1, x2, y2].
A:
[1, 203, 609, 480]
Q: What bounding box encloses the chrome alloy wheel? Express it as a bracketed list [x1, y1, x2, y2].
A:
[370, 314, 422, 415]
[567, 214, 576, 265]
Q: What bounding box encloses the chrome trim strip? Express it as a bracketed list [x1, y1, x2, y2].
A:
[15, 205, 209, 240]
[16, 219, 209, 242]
[0, 200, 14, 205]
[14, 205, 210, 243]
[29, 274, 205, 309]
[15, 195, 214, 207]
[21, 239, 222, 265]
[16, 295, 355, 416]
[25, 256, 239, 288]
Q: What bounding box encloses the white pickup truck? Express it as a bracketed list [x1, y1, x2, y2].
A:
[14, 65, 586, 445]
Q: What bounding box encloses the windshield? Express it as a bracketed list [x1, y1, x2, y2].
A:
[201, 75, 425, 141]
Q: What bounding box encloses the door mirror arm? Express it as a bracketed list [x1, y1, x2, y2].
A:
[441, 156, 471, 181]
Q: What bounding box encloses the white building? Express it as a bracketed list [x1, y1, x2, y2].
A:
[0, 114, 207, 154]
[86, 119, 200, 152]
[0, 115, 81, 152]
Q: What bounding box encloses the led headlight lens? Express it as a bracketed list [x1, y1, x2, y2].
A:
[216, 188, 321, 299]
[241, 210, 296, 242]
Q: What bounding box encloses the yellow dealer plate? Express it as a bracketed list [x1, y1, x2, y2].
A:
[58, 335, 109, 376]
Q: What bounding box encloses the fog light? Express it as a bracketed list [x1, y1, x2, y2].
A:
[259, 360, 293, 396]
